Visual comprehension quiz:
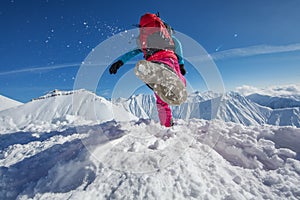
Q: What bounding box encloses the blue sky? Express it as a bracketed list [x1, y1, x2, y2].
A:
[0, 0, 300, 102]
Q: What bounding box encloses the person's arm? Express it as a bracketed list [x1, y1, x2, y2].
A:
[172, 36, 186, 75]
[109, 49, 142, 74]
[172, 36, 184, 65]
[120, 48, 142, 64]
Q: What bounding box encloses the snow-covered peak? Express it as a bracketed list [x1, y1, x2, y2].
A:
[31, 89, 92, 101]
[187, 90, 222, 102]
[0, 89, 137, 133]
[0, 94, 22, 111]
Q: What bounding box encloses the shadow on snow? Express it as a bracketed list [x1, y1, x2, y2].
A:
[0, 120, 126, 200]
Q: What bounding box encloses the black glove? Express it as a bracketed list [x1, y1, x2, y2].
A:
[180, 64, 186, 76]
[109, 60, 124, 74]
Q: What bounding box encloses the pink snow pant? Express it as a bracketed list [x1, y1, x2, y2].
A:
[152, 57, 186, 127]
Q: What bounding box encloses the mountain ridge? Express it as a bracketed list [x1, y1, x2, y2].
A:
[1, 89, 299, 134]
[116, 91, 300, 127]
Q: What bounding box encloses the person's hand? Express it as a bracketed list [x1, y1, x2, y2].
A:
[109, 60, 124, 74]
[180, 64, 186, 76]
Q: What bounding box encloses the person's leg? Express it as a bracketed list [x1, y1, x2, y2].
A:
[147, 56, 185, 127]
[152, 57, 186, 86]
[155, 93, 173, 127]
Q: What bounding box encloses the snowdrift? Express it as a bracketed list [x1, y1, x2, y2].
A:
[0, 119, 299, 199]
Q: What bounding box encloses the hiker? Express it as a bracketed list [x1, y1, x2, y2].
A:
[109, 12, 186, 127]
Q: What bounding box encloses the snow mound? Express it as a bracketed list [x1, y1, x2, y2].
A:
[0, 94, 22, 111]
[1, 119, 299, 199]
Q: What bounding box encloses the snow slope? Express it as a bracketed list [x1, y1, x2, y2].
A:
[0, 89, 137, 134]
[267, 107, 300, 127]
[247, 93, 300, 109]
[0, 94, 22, 111]
[0, 119, 299, 199]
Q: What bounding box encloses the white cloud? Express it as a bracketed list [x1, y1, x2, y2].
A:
[235, 84, 300, 99]
[0, 63, 81, 76]
[211, 43, 300, 60]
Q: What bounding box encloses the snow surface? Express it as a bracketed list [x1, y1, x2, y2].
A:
[0, 89, 300, 199]
[0, 118, 300, 199]
[0, 94, 22, 111]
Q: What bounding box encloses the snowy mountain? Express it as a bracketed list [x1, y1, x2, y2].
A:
[0, 89, 137, 133]
[214, 92, 270, 125]
[245, 92, 300, 127]
[1, 118, 299, 199]
[247, 93, 300, 109]
[116, 91, 300, 127]
[2, 89, 298, 131]
[0, 94, 22, 111]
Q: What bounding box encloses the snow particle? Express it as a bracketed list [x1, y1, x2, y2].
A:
[215, 45, 223, 52]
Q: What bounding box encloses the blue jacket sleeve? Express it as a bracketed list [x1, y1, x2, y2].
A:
[172, 36, 184, 65]
[119, 49, 142, 64]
